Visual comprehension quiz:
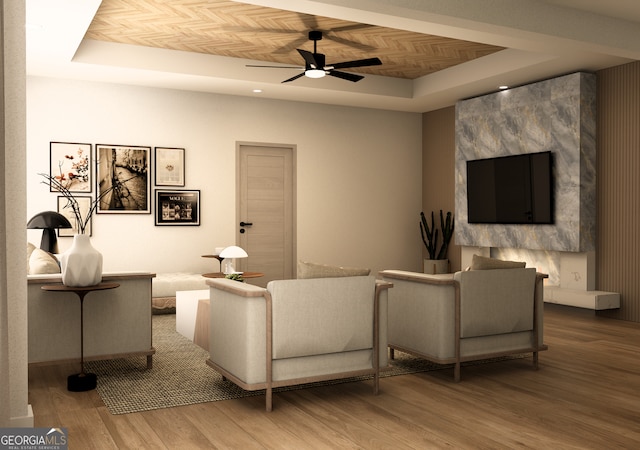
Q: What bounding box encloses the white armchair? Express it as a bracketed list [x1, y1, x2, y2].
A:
[205, 275, 392, 411]
[379, 267, 547, 381]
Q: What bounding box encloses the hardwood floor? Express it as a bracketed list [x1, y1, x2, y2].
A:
[28, 304, 640, 449]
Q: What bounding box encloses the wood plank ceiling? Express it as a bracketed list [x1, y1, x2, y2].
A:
[84, 0, 504, 80]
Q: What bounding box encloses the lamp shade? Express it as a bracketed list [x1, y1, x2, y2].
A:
[219, 246, 248, 274]
[219, 246, 248, 259]
[27, 211, 72, 253]
[27, 211, 72, 229]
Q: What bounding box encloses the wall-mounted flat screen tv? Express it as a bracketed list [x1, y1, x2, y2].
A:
[466, 151, 553, 224]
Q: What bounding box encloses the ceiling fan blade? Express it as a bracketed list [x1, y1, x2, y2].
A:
[223, 26, 297, 34]
[329, 57, 382, 70]
[325, 35, 376, 52]
[297, 49, 319, 68]
[328, 23, 374, 33]
[328, 70, 364, 82]
[246, 65, 303, 69]
[299, 13, 319, 31]
[282, 73, 306, 83]
[273, 36, 308, 54]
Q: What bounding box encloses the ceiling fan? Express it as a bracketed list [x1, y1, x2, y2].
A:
[247, 31, 382, 83]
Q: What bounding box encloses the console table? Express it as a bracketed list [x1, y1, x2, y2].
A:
[41, 282, 119, 391]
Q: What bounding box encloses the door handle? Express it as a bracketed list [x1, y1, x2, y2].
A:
[240, 221, 253, 227]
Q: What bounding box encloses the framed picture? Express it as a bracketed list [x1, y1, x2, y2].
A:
[49, 142, 92, 193]
[95, 144, 151, 214]
[155, 190, 200, 226]
[57, 196, 93, 236]
[155, 147, 185, 186]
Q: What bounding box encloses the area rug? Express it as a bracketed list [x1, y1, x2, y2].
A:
[86, 315, 522, 415]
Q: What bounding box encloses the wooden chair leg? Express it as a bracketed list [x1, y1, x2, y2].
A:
[373, 371, 379, 395]
[389, 348, 395, 360]
[533, 351, 539, 370]
[454, 362, 461, 382]
[266, 388, 273, 412]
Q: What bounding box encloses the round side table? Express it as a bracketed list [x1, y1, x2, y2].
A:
[201, 272, 265, 279]
[201, 254, 224, 272]
[41, 282, 120, 392]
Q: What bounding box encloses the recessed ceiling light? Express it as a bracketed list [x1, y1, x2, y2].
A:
[252, 89, 262, 93]
[498, 85, 509, 90]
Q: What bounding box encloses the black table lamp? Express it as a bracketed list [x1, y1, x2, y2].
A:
[27, 211, 72, 253]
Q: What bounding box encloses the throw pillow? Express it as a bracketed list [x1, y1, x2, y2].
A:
[297, 261, 370, 279]
[470, 254, 525, 270]
[27, 242, 36, 272]
[29, 248, 61, 274]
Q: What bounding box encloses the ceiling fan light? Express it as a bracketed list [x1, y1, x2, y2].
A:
[305, 69, 326, 79]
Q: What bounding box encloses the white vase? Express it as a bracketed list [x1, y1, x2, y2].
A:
[423, 259, 449, 274]
[60, 234, 103, 287]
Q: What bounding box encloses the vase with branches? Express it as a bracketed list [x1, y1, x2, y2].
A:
[39, 172, 123, 234]
[40, 173, 96, 234]
[38, 173, 113, 286]
[420, 210, 455, 273]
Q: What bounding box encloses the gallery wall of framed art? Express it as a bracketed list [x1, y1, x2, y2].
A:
[47, 141, 200, 238]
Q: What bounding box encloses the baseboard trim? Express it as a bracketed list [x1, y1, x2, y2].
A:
[9, 404, 34, 427]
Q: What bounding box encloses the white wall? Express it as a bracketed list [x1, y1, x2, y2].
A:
[27, 77, 423, 275]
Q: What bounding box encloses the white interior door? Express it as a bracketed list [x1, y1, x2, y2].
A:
[237, 143, 296, 286]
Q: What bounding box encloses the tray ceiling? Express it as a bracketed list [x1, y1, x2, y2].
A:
[26, 0, 640, 112]
[84, 0, 504, 80]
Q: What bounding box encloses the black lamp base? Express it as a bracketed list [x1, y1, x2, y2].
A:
[67, 372, 97, 392]
[40, 228, 59, 254]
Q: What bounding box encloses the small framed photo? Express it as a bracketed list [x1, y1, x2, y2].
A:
[155, 147, 185, 186]
[96, 144, 151, 214]
[57, 196, 93, 236]
[155, 190, 200, 226]
[49, 142, 92, 193]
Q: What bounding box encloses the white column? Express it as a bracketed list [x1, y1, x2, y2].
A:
[0, 0, 31, 427]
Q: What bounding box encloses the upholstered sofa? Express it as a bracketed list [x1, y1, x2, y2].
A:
[205, 275, 392, 411]
[26, 242, 156, 366]
[379, 257, 547, 381]
[151, 272, 207, 314]
[28, 271, 156, 367]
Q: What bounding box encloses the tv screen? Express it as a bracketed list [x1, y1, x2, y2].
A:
[466, 151, 553, 224]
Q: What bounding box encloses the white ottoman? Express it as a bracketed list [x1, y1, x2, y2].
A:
[176, 289, 210, 340]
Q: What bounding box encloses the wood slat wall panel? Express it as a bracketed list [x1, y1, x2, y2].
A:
[596, 61, 640, 322]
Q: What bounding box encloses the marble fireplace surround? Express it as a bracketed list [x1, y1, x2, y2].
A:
[454, 72, 618, 309]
